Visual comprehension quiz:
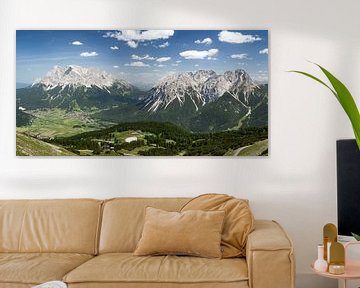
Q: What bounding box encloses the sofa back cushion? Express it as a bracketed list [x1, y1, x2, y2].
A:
[0, 199, 102, 254]
[99, 198, 189, 253]
[181, 194, 254, 258]
[134, 207, 225, 258]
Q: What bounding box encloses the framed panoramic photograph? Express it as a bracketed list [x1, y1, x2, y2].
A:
[16, 30, 268, 156]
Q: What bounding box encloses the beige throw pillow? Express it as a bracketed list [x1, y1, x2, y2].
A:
[134, 207, 225, 258]
[181, 194, 255, 258]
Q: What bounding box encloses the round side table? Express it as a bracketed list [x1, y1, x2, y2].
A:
[311, 242, 360, 288]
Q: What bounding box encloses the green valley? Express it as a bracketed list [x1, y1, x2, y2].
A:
[17, 108, 115, 138]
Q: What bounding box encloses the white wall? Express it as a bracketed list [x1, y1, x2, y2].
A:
[1, 0, 359, 287]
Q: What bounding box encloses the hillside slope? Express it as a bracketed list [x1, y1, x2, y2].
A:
[16, 132, 76, 156]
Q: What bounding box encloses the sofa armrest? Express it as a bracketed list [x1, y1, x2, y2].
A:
[246, 220, 295, 288]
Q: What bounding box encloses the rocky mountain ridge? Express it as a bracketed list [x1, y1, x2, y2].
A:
[33, 65, 132, 92]
[143, 69, 260, 112]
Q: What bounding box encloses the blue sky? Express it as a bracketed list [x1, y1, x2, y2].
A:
[16, 30, 268, 89]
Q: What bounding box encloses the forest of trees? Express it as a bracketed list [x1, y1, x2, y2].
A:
[50, 121, 268, 156]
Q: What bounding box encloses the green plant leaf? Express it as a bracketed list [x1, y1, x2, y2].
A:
[289, 70, 337, 98]
[316, 64, 360, 137]
[290, 64, 360, 150]
[351, 232, 360, 241]
[353, 127, 360, 150]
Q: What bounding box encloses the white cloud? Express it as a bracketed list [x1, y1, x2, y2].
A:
[194, 37, 213, 45]
[109, 30, 175, 41]
[72, 41, 83, 46]
[155, 64, 166, 67]
[231, 53, 248, 59]
[179, 49, 219, 60]
[131, 54, 156, 61]
[103, 30, 174, 49]
[113, 65, 119, 68]
[176, 60, 182, 63]
[80, 51, 98, 57]
[172, 64, 179, 66]
[159, 41, 169, 48]
[110, 46, 119, 50]
[194, 64, 199, 67]
[259, 48, 268, 54]
[127, 41, 138, 48]
[218, 30, 261, 44]
[125, 61, 149, 67]
[156, 57, 171, 62]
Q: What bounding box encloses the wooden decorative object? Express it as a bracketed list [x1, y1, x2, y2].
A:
[323, 223, 337, 261]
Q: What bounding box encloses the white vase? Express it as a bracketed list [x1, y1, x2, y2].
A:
[314, 244, 328, 272]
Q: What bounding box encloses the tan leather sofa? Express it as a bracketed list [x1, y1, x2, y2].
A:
[0, 198, 295, 288]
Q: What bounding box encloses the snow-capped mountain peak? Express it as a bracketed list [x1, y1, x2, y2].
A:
[34, 65, 119, 90]
[193, 70, 216, 83]
[144, 69, 259, 112]
[23, 65, 135, 109]
[144, 72, 205, 112]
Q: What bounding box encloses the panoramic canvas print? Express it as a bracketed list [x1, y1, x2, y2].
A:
[16, 30, 269, 156]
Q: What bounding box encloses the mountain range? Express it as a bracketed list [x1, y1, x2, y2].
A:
[16, 65, 268, 132]
[144, 69, 259, 112]
[17, 65, 138, 110]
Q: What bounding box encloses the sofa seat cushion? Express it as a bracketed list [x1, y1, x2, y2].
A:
[0, 284, 33, 288]
[0, 253, 93, 285]
[64, 253, 248, 285]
